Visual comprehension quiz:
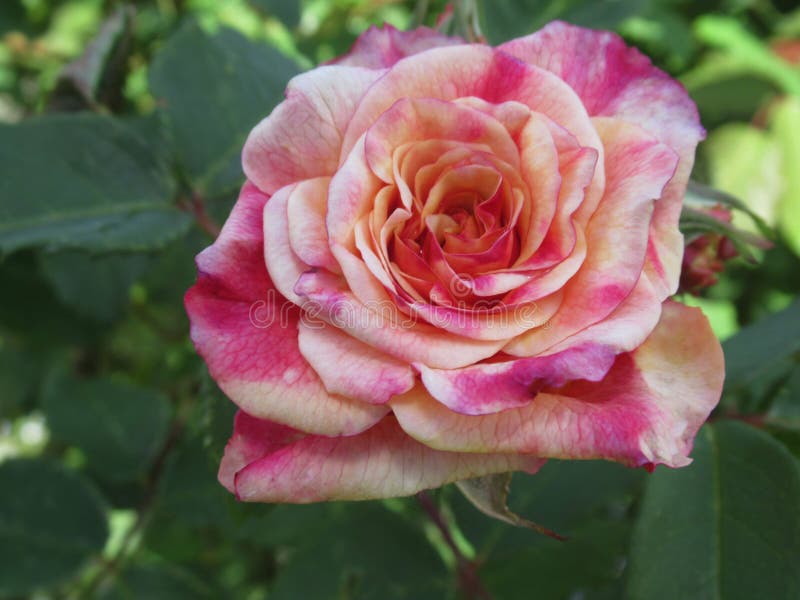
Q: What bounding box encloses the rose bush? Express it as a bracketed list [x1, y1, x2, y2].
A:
[185, 22, 725, 503]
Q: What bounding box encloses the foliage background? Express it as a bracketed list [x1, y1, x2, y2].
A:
[1, 0, 799, 598]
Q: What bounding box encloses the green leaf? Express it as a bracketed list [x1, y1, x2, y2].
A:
[247, 0, 301, 27]
[97, 563, 213, 600]
[269, 503, 449, 600]
[626, 422, 800, 600]
[0, 114, 189, 254]
[39, 250, 151, 323]
[43, 374, 172, 481]
[770, 97, 800, 258]
[722, 298, 800, 395]
[693, 16, 800, 96]
[702, 123, 783, 234]
[451, 460, 643, 599]
[0, 458, 109, 596]
[0, 344, 41, 416]
[482, 520, 631, 600]
[149, 21, 299, 197]
[0, 251, 101, 345]
[479, 0, 648, 45]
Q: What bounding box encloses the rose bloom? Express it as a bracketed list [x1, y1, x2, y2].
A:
[186, 23, 724, 502]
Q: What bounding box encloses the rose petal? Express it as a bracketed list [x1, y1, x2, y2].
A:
[297, 320, 415, 404]
[499, 21, 704, 296]
[243, 66, 384, 195]
[332, 24, 464, 69]
[417, 342, 618, 415]
[186, 183, 388, 436]
[286, 176, 339, 272]
[223, 412, 545, 502]
[504, 118, 678, 356]
[392, 301, 724, 467]
[293, 268, 506, 368]
[341, 44, 603, 170]
[364, 97, 520, 183]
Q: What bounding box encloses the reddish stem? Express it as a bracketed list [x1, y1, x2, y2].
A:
[179, 192, 221, 238]
[416, 491, 494, 600]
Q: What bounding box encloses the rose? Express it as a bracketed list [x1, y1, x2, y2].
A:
[185, 22, 724, 503]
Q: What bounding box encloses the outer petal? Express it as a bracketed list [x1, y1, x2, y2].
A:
[297, 320, 415, 404]
[500, 21, 704, 296]
[243, 66, 384, 195]
[417, 343, 618, 415]
[185, 183, 388, 436]
[221, 411, 545, 502]
[332, 24, 464, 69]
[341, 44, 603, 170]
[392, 301, 724, 468]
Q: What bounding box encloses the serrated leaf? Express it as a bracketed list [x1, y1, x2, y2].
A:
[43, 374, 172, 481]
[0, 114, 188, 254]
[456, 473, 566, 540]
[0, 458, 109, 595]
[268, 502, 449, 600]
[247, 0, 301, 27]
[722, 298, 800, 395]
[149, 21, 299, 197]
[97, 563, 213, 600]
[39, 250, 151, 323]
[626, 422, 800, 600]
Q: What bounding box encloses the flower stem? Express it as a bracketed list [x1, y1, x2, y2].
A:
[416, 491, 494, 600]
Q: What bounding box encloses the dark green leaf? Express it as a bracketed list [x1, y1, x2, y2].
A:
[0, 458, 108, 595]
[723, 298, 800, 394]
[479, 0, 648, 45]
[248, 0, 302, 27]
[626, 422, 800, 600]
[43, 374, 172, 481]
[0, 251, 101, 345]
[0, 344, 41, 416]
[0, 114, 188, 254]
[452, 460, 643, 557]
[97, 563, 213, 600]
[39, 250, 151, 323]
[149, 21, 299, 197]
[452, 461, 643, 599]
[482, 520, 631, 600]
[269, 502, 449, 600]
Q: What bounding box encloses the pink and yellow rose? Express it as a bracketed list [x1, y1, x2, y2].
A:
[185, 22, 724, 502]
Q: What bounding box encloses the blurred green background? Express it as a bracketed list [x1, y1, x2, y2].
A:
[1, 0, 800, 598]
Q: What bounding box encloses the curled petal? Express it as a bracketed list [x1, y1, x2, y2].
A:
[341, 44, 603, 167]
[186, 183, 387, 436]
[500, 21, 704, 296]
[220, 411, 545, 502]
[293, 268, 506, 368]
[504, 118, 678, 356]
[392, 301, 724, 467]
[417, 343, 618, 415]
[297, 320, 415, 404]
[243, 66, 384, 195]
[286, 176, 339, 272]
